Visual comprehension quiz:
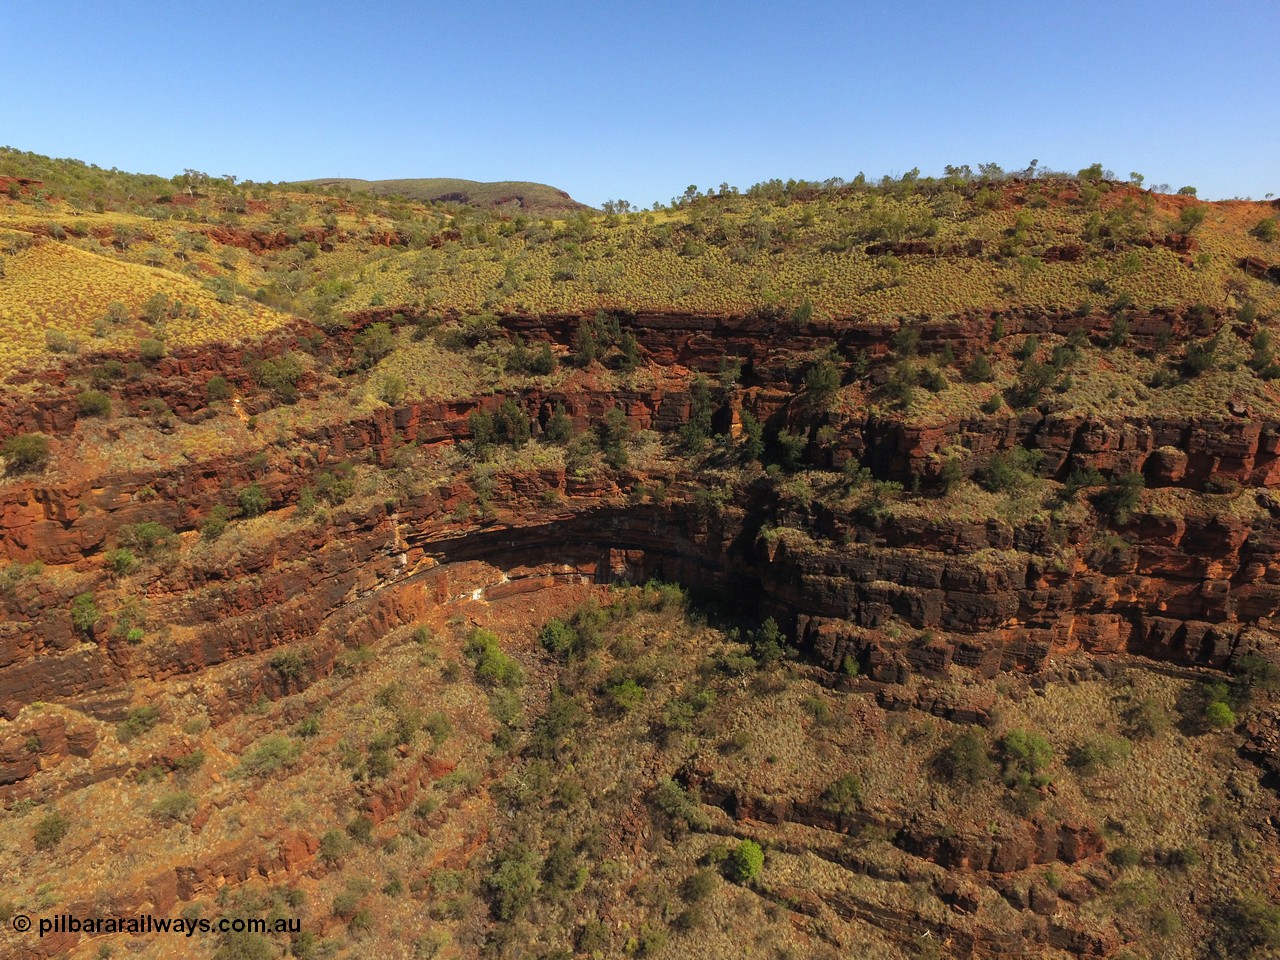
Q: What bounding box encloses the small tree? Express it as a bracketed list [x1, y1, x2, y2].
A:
[77, 390, 112, 417]
[355, 322, 395, 366]
[821, 774, 863, 814]
[33, 812, 70, 851]
[726, 840, 764, 884]
[681, 374, 715, 448]
[2, 434, 51, 472]
[936, 729, 994, 786]
[964, 352, 994, 382]
[238, 483, 270, 518]
[572, 319, 598, 367]
[598, 408, 630, 468]
[739, 411, 765, 462]
[378, 374, 406, 405]
[107, 548, 138, 575]
[803, 358, 841, 411]
[206, 375, 231, 401]
[1095, 472, 1144, 523]
[1176, 205, 1207, 233]
[1205, 700, 1237, 730]
[1000, 729, 1053, 788]
[70, 592, 100, 635]
[542, 402, 573, 444]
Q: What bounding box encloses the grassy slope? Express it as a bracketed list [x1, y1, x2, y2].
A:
[3, 583, 1271, 960]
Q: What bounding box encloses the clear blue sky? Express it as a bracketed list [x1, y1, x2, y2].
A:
[4, 0, 1277, 206]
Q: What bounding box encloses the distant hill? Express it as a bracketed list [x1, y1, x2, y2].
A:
[299, 177, 592, 215]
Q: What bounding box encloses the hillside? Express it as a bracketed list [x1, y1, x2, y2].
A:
[299, 177, 592, 215]
[2, 151, 1280, 960]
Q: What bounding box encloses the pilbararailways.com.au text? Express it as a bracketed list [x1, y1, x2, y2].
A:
[14, 913, 301, 938]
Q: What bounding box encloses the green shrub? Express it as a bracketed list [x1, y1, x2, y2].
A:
[821, 774, 863, 813]
[1010, 358, 1056, 406]
[486, 843, 540, 921]
[117, 705, 161, 742]
[1109, 845, 1141, 869]
[331, 889, 361, 920]
[606, 678, 645, 712]
[253, 353, 304, 402]
[233, 735, 302, 778]
[2, 433, 51, 472]
[150, 791, 197, 822]
[33, 811, 69, 851]
[77, 390, 112, 417]
[106, 548, 138, 575]
[378, 373, 406, 405]
[964, 352, 994, 382]
[138, 338, 166, 363]
[1251, 217, 1278, 243]
[1183, 334, 1220, 376]
[70, 592, 99, 635]
[463, 628, 524, 687]
[237, 483, 270, 518]
[120, 520, 175, 556]
[543, 401, 573, 444]
[649, 778, 705, 830]
[538, 618, 579, 657]
[937, 729, 994, 785]
[1000, 729, 1053, 788]
[45, 329, 74, 353]
[803, 358, 841, 410]
[201, 505, 230, 541]
[1125, 697, 1170, 740]
[1095, 472, 1144, 523]
[318, 830, 350, 866]
[1205, 700, 1237, 730]
[1067, 736, 1131, 776]
[725, 840, 764, 884]
[346, 815, 374, 844]
[206, 375, 231, 401]
[1211, 892, 1280, 958]
[355, 322, 395, 366]
[978, 447, 1041, 493]
[748, 617, 786, 664]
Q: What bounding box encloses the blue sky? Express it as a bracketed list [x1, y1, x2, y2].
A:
[4, 0, 1277, 206]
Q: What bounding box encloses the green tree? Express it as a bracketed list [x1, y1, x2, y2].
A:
[2, 433, 51, 472]
[1000, 729, 1053, 787]
[33, 812, 69, 851]
[70, 592, 99, 635]
[681, 375, 715, 448]
[238, 483, 270, 518]
[355, 322, 395, 366]
[572, 319, 598, 367]
[543, 402, 573, 444]
[803, 358, 841, 411]
[1095, 472, 1144, 523]
[937, 730, 994, 785]
[1176, 205, 1207, 233]
[77, 390, 111, 417]
[1251, 217, 1278, 242]
[598, 408, 630, 468]
[964, 352, 994, 382]
[726, 840, 764, 884]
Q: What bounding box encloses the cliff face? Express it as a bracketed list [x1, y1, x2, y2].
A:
[3, 307, 1278, 730]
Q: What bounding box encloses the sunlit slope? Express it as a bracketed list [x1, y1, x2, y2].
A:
[0, 232, 293, 378]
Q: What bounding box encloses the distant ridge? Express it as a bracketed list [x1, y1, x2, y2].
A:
[299, 177, 592, 215]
